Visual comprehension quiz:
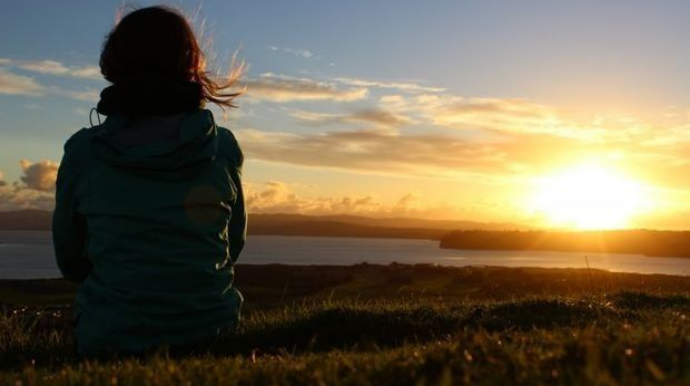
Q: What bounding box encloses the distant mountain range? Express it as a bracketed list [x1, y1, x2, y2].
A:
[0, 210, 527, 239]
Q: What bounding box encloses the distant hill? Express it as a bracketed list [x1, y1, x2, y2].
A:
[440, 230, 690, 258]
[248, 218, 447, 240]
[247, 213, 527, 233]
[0, 210, 52, 230]
[0, 210, 526, 239]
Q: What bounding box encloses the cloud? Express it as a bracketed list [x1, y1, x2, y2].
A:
[0, 69, 43, 96]
[237, 73, 637, 143]
[2, 58, 102, 80]
[290, 108, 413, 129]
[242, 73, 368, 102]
[378, 93, 648, 142]
[425, 97, 581, 137]
[70, 66, 102, 80]
[268, 46, 314, 58]
[245, 180, 451, 218]
[392, 192, 423, 212]
[19, 159, 59, 192]
[0, 162, 57, 211]
[233, 121, 662, 188]
[0, 184, 54, 211]
[17, 60, 70, 76]
[0, 64, 99, 102]
[246, 180, 385, 215]
[234, 127, 536, 180]
[335, 77, 445, 93]
[51, 87, 100, 102]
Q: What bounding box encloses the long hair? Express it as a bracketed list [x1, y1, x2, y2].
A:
[99, 5, 243, 109]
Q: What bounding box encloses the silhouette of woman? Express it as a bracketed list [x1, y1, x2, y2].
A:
[52, 6, 247, 356]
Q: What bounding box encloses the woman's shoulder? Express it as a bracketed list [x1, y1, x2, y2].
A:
[216, 125, 244, 169]
[64, 125, 105, 151]
[61, 124, 108, 168]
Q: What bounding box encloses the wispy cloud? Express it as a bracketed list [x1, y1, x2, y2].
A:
[1, 58, 102, 80]
[242, 73, 631, 141]
[0, 69, 43, 96]
[0, 61, 99, 102]
[232, 118, 690, 195]
[50, 87, 100, 102]
[425, 96, 571, 136]
[378, 93, 649, 142]
[18, 60, 72, 76]
[242, 73, 368, 102]
[268, 45, 314, 58]
[290, 108, 413, 129]
[234, 127, 528, 180]
[70, 66, 101, 80]
[335, 77, 445, 93]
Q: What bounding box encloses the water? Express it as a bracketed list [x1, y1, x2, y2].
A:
[1, 231, 690, 279]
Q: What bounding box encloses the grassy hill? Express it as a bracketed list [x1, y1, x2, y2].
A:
[1, 264, 689, 385]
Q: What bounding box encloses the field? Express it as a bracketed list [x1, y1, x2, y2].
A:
[1, 264, 689, 385]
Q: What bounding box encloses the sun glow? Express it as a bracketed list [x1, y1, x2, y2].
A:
[531, 164, 650, 230]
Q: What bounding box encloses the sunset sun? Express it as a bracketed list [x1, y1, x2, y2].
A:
[531, 164, 649, 230]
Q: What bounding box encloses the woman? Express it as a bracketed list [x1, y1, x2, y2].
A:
[52, 6, 247, 357]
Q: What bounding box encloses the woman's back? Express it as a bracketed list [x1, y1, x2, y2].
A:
[51, 5, 247, 356]
[54, 109, 246, 356]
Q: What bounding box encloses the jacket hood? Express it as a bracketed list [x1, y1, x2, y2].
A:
[91, 109, 218, 180]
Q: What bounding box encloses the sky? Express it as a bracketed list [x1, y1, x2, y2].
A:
[2, 0, 690, 229]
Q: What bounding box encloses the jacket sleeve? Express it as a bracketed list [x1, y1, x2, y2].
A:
[52, 137, 92, 283]
[228, 139, 247, 263]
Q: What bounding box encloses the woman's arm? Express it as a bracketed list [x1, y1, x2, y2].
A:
[52, 139, 92, 283]
[228, 148, 247, 263]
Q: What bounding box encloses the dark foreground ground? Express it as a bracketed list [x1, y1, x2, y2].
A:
[1, 264, 689, 385]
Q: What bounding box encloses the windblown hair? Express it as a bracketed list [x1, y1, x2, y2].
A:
[99, 5, 243, 109]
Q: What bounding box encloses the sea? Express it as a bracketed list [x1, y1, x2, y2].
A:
[1, 231, 690, 279]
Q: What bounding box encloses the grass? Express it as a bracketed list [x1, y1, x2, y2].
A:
[0, 264, 689, 385]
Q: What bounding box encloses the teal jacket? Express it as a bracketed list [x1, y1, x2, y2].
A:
[52, 109, 246, 356]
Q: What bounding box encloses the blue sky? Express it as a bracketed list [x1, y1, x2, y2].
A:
[3, 1, 690, 228]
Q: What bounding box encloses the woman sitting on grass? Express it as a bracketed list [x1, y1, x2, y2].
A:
[52, 6, 247, 357]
